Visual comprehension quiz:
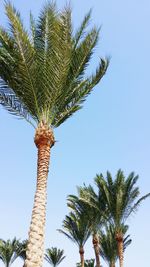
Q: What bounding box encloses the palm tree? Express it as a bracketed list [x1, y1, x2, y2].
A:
[17, 240, 28, 261]
[100, 224, 131, 267]
[68, 185, 107, 267]
[0, 238, 20, 267]
[58, 211, 91, 267]
[95, 170, 150, 267]
[0, 2, 109, 267]
[77, 259, 95, 267]
[45, 247, 65, 267]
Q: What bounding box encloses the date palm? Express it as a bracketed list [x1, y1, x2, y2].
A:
[100, 224, 131, 267]
[68, 185, 107, 267]
[45, 247, 65, 267]
[58, 211, 91, 267]
[77, 259, 95, 267]
[0, 2, 109, 267]
[0, 238, 20, 267]
[95, 170, 150, 267]
[18, 240, 28, 261]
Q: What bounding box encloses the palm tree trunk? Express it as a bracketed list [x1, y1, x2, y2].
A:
[110, 262, 115, 267]
[92, 233, 100, 267]
[24, 122, 54, 267]
[79, 246, 84, 267]
[116, 233, 124, 267]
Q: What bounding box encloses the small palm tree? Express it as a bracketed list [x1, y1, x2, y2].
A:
[77, 259, 95, 267]
[0, 238, 20, 267]
[58, 212, 91, 267]
[100, 224, 131, 267]
[95, 170, 150, 267]
[45, 247, 65, 267]
[68, 185, 107, 267]
[0, 2, 109, 267]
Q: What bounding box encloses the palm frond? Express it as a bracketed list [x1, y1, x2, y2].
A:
[45, 247, 65, 267]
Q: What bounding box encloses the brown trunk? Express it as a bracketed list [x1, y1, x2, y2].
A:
[116, 233, 124, 267]
[24, 122, 54, 267]
[92, 233, 100, 267]
[110, 262, 115, 267]
[79, 246, 84, 267]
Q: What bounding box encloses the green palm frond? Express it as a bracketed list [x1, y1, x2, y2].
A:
[17, 240, 28, 261]
[99, 224, 131, 266]
[0, 238, 20, 267]
[76, 258, 95, 267]
[95, 170, 150, 228]
[58, 212, 91, 247]
[0, 80, 35, 126]
[45, 247, 65, 267]
[0, 1, 109, 127]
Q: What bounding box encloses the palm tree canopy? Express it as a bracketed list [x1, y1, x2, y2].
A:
[95, 169, 150, 229]
[76, 259, 95, 267]
[45, 247, 65, 267]
[100, 224, 131, 266]
[0, 1, 109, 128]
[67, 184, 107, 234]
[0, 238, 20, 267]
[58, 211, 91, 248]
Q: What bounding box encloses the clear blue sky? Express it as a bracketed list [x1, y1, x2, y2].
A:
[0, 0, 150, 266]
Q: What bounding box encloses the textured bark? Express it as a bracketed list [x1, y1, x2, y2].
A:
[24, 122, 54, 267]
[110, 262, 115, 267]
[92, 234, 100, 267]
[79, 246, 84, 267]
[116, 233, 124, 267]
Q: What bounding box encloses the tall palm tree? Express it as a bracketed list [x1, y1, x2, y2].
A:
[45, 247, 65, 267]
[0, 2, 109, 267]
[95, 170, 150, 267]
[0, 238, 20, 267]
[68, 185, 107, 267]
[100, 224, 131, 267]
[58, 211, 91, 267]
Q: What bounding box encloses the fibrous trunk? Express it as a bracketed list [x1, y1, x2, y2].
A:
[92, 233, 100, 267]
[116, 233, 124, 267]
[24, 122, 54, 267]
[110, 262, 115, 267]
[79, 246, 84, 267]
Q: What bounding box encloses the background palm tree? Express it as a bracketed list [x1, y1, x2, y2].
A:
[0, 2, 109, 267]
[100, 224, 131, 267]
[58, 211, 91, 267]
[68, 185, 107, 267]
[17, 240, 28, 261]
[0, 238, 20, 267]
[45, 247, 65, 267]
[95, 170, 150, 267]
[77, 259, 95, 267]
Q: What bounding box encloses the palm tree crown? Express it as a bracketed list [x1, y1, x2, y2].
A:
[45, 247, 65, 267]
[0, 1, 109, 128]
[58, 211, 91, 248]
[0, 238, 20, 267]
[95, 170, 150, 229]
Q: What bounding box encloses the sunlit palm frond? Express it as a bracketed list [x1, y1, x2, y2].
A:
[0, 1, 108, 127]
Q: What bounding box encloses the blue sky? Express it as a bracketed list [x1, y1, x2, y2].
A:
[0, 0, 150, 266]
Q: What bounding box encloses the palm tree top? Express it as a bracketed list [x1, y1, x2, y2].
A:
[0, 238, 20, 267]
[0, 1, 109, 128]
[95, 169, 150, 227]
[45, 247, 65, 267]
[58, 211, 91, 247]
